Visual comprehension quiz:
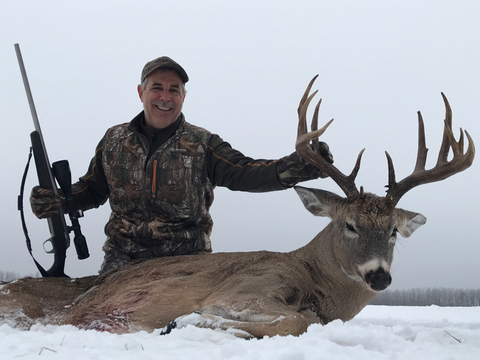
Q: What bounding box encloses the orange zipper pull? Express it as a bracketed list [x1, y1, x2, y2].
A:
[152, 160, 157, 198]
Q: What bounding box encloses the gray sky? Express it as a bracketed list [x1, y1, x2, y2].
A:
[1, 1, 479, 290]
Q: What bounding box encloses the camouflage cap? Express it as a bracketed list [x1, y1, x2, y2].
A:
[141, 56, 189, 84]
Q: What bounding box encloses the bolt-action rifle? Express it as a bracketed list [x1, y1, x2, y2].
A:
[15, 43, 89, 277]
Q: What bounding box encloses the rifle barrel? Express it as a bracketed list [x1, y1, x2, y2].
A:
[14, 43, 59, 197]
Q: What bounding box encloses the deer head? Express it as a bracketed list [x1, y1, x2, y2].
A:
[293, 76, 475, 292]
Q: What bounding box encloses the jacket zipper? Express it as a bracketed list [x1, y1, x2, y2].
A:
[152, 160, 157, 198]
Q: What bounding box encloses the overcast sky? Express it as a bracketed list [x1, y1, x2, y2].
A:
[1, 1, 479, 290]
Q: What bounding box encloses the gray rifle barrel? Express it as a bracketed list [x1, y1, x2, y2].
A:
[14, 43, 59, 197]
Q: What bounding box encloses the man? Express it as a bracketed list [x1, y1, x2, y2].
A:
[31, 56, 333, 274]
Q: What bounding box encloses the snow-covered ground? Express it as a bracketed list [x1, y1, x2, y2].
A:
[1, 305, 479, 359]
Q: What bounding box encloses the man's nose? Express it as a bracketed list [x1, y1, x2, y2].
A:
[158, 90, 171, 101]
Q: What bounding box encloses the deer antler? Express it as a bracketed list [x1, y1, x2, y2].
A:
[296, 76, 365, 200]
[386, 93, 475, 205]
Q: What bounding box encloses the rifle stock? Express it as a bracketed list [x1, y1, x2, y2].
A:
[30, 131, 69, 277]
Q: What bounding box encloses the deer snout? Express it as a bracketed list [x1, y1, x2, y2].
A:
[365, 268, 392, 291]
[358, 259, 392, 292]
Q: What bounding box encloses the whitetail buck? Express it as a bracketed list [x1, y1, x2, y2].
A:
[0, 77, 475, 338]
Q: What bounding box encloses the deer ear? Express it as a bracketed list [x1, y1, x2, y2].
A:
[294, 186, 341, 217]
[395, 209, 427, 238]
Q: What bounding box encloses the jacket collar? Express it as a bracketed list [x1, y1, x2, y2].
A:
[128, 111, 185, 136]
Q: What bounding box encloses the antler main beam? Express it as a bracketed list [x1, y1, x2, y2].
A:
[386, 93, 475, 205]
[296, 76, 365, 200]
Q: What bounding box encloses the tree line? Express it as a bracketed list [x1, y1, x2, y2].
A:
[0, 270, 21, 282]
[0, 271, 40, 282]
[370, 287, 480, 307]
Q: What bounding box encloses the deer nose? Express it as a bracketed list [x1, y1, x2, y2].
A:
[365, 268, 392, 291]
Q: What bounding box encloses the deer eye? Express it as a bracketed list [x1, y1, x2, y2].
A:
[389, 228, 398, 244]
[345, 222, 357, 234]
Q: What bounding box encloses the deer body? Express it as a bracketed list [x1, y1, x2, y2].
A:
[0, 78, 474, 338]
[1, 189, 426, 337]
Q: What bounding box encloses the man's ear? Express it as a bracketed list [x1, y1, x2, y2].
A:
[137, 84, 144, 102]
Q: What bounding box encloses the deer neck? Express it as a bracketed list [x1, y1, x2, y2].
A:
[291, 223, 377, 323]
[292, 223, 340, 273]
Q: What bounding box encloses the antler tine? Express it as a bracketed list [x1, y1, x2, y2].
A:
[296, 76, 364, 200]
[297, 91, 319, 140]
[437, 92, 453, 166]
[311, 97, 321, 153]
[386, 93, 475, 205]
[297, 75, 319, 141]
[298, 75, 319, 115]
[387, 111, 429, 185]
[414, 111, 428, 172]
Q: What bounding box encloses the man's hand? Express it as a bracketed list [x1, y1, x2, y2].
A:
[277, 141, 334, 187]
[315, 141, 334, 165]
[30, 186, 65, 219]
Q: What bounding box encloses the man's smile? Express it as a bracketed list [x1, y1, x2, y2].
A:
[153, 101, 176, 112]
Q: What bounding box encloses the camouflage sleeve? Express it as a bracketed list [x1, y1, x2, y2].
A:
[71, 136, 110, 212]
[206, 135, 288, 192]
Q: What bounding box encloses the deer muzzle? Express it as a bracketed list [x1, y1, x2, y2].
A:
[357, 259, 392, 292]
[364, 268, 392, 291]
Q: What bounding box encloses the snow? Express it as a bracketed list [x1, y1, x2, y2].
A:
[1, 306, 479, 359]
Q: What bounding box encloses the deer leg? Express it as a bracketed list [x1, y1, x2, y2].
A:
[167, 307, 319, 339]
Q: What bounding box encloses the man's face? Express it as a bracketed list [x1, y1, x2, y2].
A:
[137, 69, 185, 129]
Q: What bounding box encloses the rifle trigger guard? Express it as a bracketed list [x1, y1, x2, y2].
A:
[43, 238, 55, 254]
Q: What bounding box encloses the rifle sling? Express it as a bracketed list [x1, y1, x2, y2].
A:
[18, 147, 50, 278]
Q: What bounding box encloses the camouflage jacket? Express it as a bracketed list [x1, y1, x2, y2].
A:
[72, 112, 289, 261]
[102, 115, 216, 259]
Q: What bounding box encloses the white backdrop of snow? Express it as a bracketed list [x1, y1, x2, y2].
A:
[1, 305, 479, 360]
